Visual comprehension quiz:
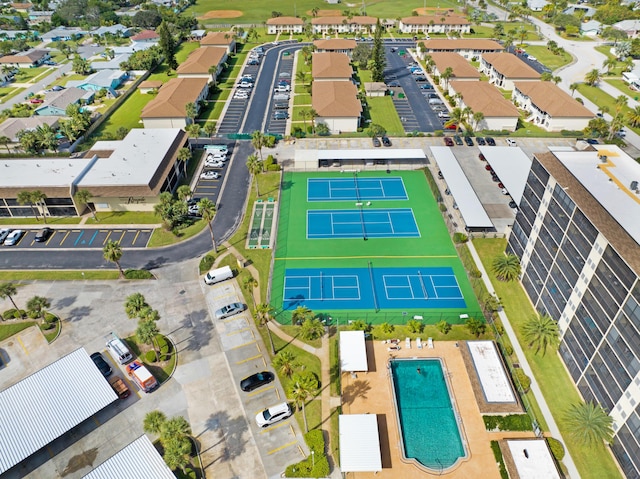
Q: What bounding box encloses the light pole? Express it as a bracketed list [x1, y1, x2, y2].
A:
[311, 450, 315, 468]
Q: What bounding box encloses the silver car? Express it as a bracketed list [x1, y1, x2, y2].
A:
[215, 302, 246, 320]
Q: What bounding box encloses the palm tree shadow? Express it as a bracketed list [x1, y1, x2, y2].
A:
[342, 379, 371, 407]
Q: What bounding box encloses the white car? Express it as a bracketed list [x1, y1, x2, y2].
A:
[255, 402, 293, 428]
[205, 160, 224, 168]
[506, 138, 517, 147]
[200, 170, 221, 180]
[207, 152, 226, 160]
[215, 302, 246, 320]
[527, 55, 537, 62]
[4, 229, 24, 246]
[234, 92, 249, 99]
[501, 188, 509, 195]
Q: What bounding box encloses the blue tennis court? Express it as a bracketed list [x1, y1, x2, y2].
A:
[283, 267, 466, 310]
[307, 208, 419, 239]
[307, 177, 408, 202]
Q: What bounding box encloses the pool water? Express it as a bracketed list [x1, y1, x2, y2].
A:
[390, 359, 466, 470]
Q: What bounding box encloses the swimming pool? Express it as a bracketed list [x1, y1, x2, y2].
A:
[390, 358, 467, 471]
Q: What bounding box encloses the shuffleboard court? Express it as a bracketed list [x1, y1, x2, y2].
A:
[283, 267, 465, 310]
[307, 208, 420, 239]
[307, 177, 408, 202]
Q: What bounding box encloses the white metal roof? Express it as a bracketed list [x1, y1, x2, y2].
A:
[317, 148, 427, 160]
[82, 435, 175, 479]
[0, 348, 117, 474]
[507, 439, 561, 479]
[339, 331, 368, 372]
[467, 340, 516, 403]
[339, 414, 382, 472]
[430, 146, 493, 228]
[478, 146, 532, 204]
[0, 157, 93, 188]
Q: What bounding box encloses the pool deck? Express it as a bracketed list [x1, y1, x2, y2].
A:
[341, 340, 536, 478]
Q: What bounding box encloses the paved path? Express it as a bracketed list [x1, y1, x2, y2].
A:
[466, 242, 580, 479]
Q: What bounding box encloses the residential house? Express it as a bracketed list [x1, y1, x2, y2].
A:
[138, 80, 163, 94]
[398, 15, 471, 34]
[418, 39, 504, 60]
[41, 26, 86, 43]
[311, 16, 377, 35]
[92, 24, 132, 38]
[112, 43, 156, 55]
[0, 49, 48, 68]
[266, 16, 304, 34]
[35, 87, 94, 116]
[0, 116, 58, 143]
[91, 53, 131, 71]
[429, 52, 480, 87]
[562, 4, 596, 17]
[130, 30, 160, 43]
[613, 19, 640, 38]
[480, 52, 541, 90]
[512, 81, 593, 131]
[364, 82, 387, 97]
[312, 81, 361, 133]
[527, 0, 549, 11]
[313, 38, 357, 57]
[448, 80, 519, 131]
[66, 70, 129, 98]
[312, 52, 353, 81]
[176, 46, 227, 82]
[580, 20, 602, 36]
[200, 31, 236, 53]
[27, 10, 53, 24]
[0, 30, 32, 40]
[622, 62, 640, 89]
[10, 3, 32, 12]
[140, 77, 209, 129]
[190, 29, 206, 41]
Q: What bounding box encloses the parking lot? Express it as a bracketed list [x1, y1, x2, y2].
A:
[190, 143, 235, 205]
[2, 227, 153, 249]
[217, 61, 261, 135]
[263, 50, 295, 136]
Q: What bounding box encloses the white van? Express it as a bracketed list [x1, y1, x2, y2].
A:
[429, 98, 444, 105]
[106, 333, 133, 364]
[204, 265, 234, 285]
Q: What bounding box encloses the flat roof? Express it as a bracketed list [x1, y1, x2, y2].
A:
[339, 414, 382, 472]
[506, 439, 561, 479]
[430, 146, 493, 228]
[340, 331, 368, 372]
[0, 157, 92, 189]
[467, 340, 516, 403]
[0, 348, 117, 474]
[478, 145, 532, 204]
[317, 149, 427, 160]
[82, 435, 175, 479]
[550, 144, 640, 244]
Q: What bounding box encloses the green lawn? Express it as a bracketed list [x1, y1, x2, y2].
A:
[0, 271, 119, 281]
[605, 79, 640, 100]
[576, 83, 640, 134]
[366, 96, 404, 135]
[86, 211, 161, 224]
[88, 91, 151, 140]
[522, 45, 572, 71]
[0, 86, 25, 103]
[293, 94, 311, 106]
[13, 67, 48, 83]
[0, 322, 36, 341]
[148, 220, 209, 248]
[464, 25, 494, 38]
[0, 216, 82, 225]
[473, 238, 622, 479]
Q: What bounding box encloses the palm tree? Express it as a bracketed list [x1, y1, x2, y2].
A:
[569, 82, 579, 97]
[251, 130, 266, 161]
[465, 317, 486, 337]
[289, 372, 318, 433]
[307, 108, 318, 135]
[256, 303, 275, 354]
[440, 66, 453, 89]
[103, 240, 124, 278]
[17, 191, 39, 220]
[163, 436, 191, 474]
[602, 57, 617, 75]
[445, 108, 465, 133]
[176, 148, 191, 177]
[26, 296, 50, 322]
[295, 70, 307, 86]
[273, 350, 297, 377]
[144, 410, 168, 435]
[161, 416, 192, 442]
[564, 401, 614, 447]
[522, 313, 559, 355]
[584, 69, 601, 86]
[203, 121, 216, 138]
[185, 102, 197, 125]
[0, 135, 10, 153]
[246, 154, 262, 197]
[74, 189, 97, 221]
[615, 94, 628, 114]
[176, 185, 192, 203]
[627, 106, 640, 127]
[125, 293, 148, 318]
[473, 111, 484, 130]
[136, 317, 160, 358]
[298, 109, 310, 135]
[243, 276, 258, 308]
[492, 253, 521, 281]
[198, 198, 217, 253]
[31, 190, 47, 223]
[291, 305, 313, 325]
[0, 282, 20, 312]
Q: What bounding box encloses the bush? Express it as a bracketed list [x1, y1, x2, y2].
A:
[124, 269, 154, 279]
[436, 320, 451, 334]
[484, 414, 532, 431]
[264, 155, 275, 169]
[453, 232, 468, 243]
[14, 309, 26, 319]
[284, 430, 329, 477]
[547, 437, 565, 461]
[41, 322, 55, 330]
[504, 344, 514, 356]
[145, 350, 157, 362]
[199, 254, 216, 274]
[468, 267, 482, 278]
[3, 309, 16, 319]
[439, 203, 447, 212]
[434, 129, 444, 137]
[513, 368, 531, 393]
[406, 319, 423, 334]
[28, 310, 40, 319]
[304, 430, 324, 454]
[378, 322, 395, 334]
[490, 441, 509, 479]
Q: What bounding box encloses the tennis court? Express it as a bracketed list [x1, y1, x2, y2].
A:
[283, 267, 465, 310]
[307, 177, 408, 202]
[307, 208, 420, 239]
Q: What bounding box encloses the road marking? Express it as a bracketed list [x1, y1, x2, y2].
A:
[259, 420, 290, 434]
[235, 352, 261, 363]
[115, 230, 125, 243]
[73, 230, 85, 246]
[88, 229, 99, 245]
[17, 336, 28, 354]
[226, 327, 251, 336]
[45, 231, 56, 245]
[233, 344, 259, 354]
[59, 230, 71, 245]
[248, 385, 274, 397]
[267, 440, 297, 455]
[103, 230, 112, 245]
[132, 230, 141, 245]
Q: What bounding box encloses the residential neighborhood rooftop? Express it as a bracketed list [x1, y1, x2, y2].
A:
[140, 77, 208, 118]
[513, 81, 594, 117]
[200, 31, 234, 46]
[449, 80, 519, 117]
[430, 52, 481, 78]
[176, 46, 226, 74]
[266, 16, 304, 25]
[483, 52, 541, 79]
[312, 52, 353, 79]
[420, 38, 504, 51]
[312, 81, 361, 117]
[401, 15, 470, 25]
[313, 38, 357, 50]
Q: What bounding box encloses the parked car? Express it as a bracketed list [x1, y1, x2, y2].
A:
[238, 82, 253, 88]
[200, 170, 221, 180]
[0, 228, 12, 245]
[51, 85, 64, 91]
[34, 227, 53, 242]
[453, 135, 463, 146]
[437, 171, 444, 179]
[419, 83, 433, 89]
[476, 137, 486, 146]
[273, 111, 289, 120]
[248, 58, 260, 65]
[215, 302, 246, 320]
[3, 229, 24, 246]
[464, 136, 474, 146]
[273, 102, 289, 110]
[509, 200, 518, 209]
[240, 371, 275, 392]
[506, 138, 517, 147]
[444, 137, 454, 146]
[485, 137, 496, 146]
[387, 80, 400, 87]
[414, 75, 427, 82]
[205, 160, 224, 168]
[90, 352, 112, 377]
[29, 98, 43, 104]
[188, 205, 201, 216]
[501, 187, 509, 195]
[372, 136, 381, 147]
[381, 135, 392, 147]
[255, 402, 293, 427]
[479, 153, 486, 161]
[527, 55, 537, 62]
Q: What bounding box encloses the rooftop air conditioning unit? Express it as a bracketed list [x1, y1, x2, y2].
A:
[599, 155, 608, 163]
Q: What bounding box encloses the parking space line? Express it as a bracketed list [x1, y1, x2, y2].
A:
[259, 420, 290, 434]
[132, 230, 141, 245]
[235, 351, 260, 361]
[45, 232, 56, 245]
[267, 440, 297, 455]
[248, 385, 274, 397]
[114, 230, 125, 243]
[17, 336, 28, 354]
[59, 230, 72, 245]
[222, 313, 247, 324]
[73, 230, 85, 246]
[87, 229, 99, 245]
[226, 327, 251, 336]
[103, 230, 112, 245]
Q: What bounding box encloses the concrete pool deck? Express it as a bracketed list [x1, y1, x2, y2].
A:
[341, 340, 536, 478]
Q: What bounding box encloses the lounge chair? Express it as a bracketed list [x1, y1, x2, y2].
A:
[427, 337, 434, 349]
[387, 344, 400, 351]
[416, 337, 422, 349]
[405, 337, 411, 349]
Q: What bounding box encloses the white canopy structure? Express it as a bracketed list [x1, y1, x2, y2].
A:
[468, 340, 516, 403]
[340, 330, 368, 372]
[294, 148, 427, 168]
[478, 146, 532, 204]
[506, 439, 561, 479]
[339, 414, 383, 472]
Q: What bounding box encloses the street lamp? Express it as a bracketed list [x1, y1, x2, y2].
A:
[311, 450, 315, 468]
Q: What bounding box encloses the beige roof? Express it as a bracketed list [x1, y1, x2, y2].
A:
[0, 49, 47, 64]
[364, 82, 387, 92]
[266, 16, 304, 25]
[514, 82, 594, 118]
[450, 80, 519, 117]
[200, 31, 234, 46]
[177, 47, 226, 74]
[313, 38, 357, 50]
[311, 15, 376, 25]
[483, 53, 540, 79]
[401, 15, 470, 25]
[312, 81, 362, 117]
[430, 52, 480, 79]
[420, 39, 504, 51]
[312, 52, 353, 79]
[138, 80, 163, 89]
[141, 78, 208, 118]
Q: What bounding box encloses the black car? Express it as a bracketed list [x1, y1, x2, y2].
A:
[387, 80, 400, 87]
[585, 138, 599, 144]
[509, 200, 518, 209]
[372, 136, 381, 147]
[414, 75, 427, 82]
[381, 135, 392, 147]
[0, 228, 12, 245]
[90, 352, 112, 377]
[453, 135, 463, 146]
[34, 227, 53, 242]
[486, 137, 496, 146]
[240, 371, 275, 392]
[419, 83, 433, 89]
[476, 137, 486, 145]
[437, 171, 444, 179]
[464, 136, 474, 146]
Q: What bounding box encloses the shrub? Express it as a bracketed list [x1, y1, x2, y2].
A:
[267, 162, 281, 171]
[469, 267, 482, 278]
[28, 309, 40, 319]
[513, 368, 531, 393]
[304, 430, 324, 454]
[378, 322, 395, 334]
[41, 322, 55, 330]
[504, 344, 514, 356]
[436, 320, 451, 334]
[484, 414, 532, 431]
[199, 254, 215, 274]
[439, 203, 447, 212]
[547, 437, 565, 461]
[406, 319, 423, 334]
[284, 430, 329, 477]
[14, 309, 26, 319]
[3, 308, 16, 319]
[490, 440, 509, 479]
[453, 232, 468, 243]
[263, 155, 274, 169]
[349, 319, 370, 332]
[434, 129, 444, 137]
[124, 269, 154, 279]
[45, 312, 58, 323]
[145, 350, 157, 362]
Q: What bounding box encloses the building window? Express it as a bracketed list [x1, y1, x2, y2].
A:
[572, 305, 599, 354]
[583, 366, 614, 411]
[595, 259, 628, 306]
[572, 209, 598, 244]
[599, 341, 632, 392]
[561, 330, 588, 375]
[602, 246, 636, 290]
[582, 290, 613, 335]
[552, 184, 576, 217]
[531, 157, 550, 184]
[566, 222, 594, 260]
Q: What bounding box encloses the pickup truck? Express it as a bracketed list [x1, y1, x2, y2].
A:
[109, 376, 131, 399]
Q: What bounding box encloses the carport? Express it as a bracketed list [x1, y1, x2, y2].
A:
[478, 146, 532, 203]
[340, 331, 368, 372]
[339, 414, 383, 472]
[83, 435, 175, 479]
[430, 146, 493, 230]
[0, 348, 118, 474]
[294, 148, 427, 169]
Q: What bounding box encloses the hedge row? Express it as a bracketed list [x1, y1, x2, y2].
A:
[284, 430, 330, 478]
[483, 414, 533, 432]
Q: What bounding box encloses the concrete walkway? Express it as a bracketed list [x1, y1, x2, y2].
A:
[466, 241, 580, 479]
